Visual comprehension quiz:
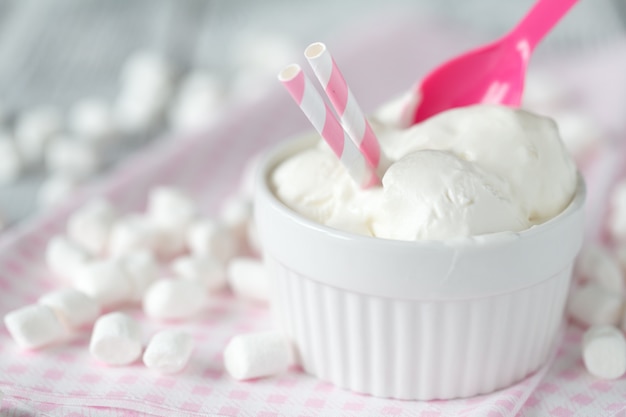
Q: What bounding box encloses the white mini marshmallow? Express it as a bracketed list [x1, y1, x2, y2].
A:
[114, 92, 166, 134]
[168, 71, 223, 132]
[568, 283, 624, 327]
[168, 90, 219, 132]
[4, 304, 68, 349]
[576, 244, 624, 294]
[187, 219, 238, 263]
[609, 181, 626, 243]
[551, 111, 604, 160]
[151, 226, 187, 259]
[37, 174, 83, 208]
[89, 312, 142, 365]
[67, 199, 118, 255]
[147, 186, 198, 230]
[219, 195, 252, 247]
[171, 254, 226, 292]
[46, 136, 99, 179]
[115, 51, 174, 134]
[120, 50, 175, 88]
[145, 187, 196, 258]
[38, 288, 101, 329]
[68, 98, 115, 145]
[227, 257, 270, 303]
[46, 235, 91, 284]
[143, 329, 194, 374]
[73, 259, 132, 308]
[143, 279, 206, 320]
[223, 331, 292, 380]
[522, 72, 569, 111]
[583, 324, 626, 380]
[14, 106, 62, 164]
[120, 249, 160, 301]
[108, 215, 156, 258]
[168, 92, 219, 132]
[0, 134, 23, 185]
[238, 153, 262, 199]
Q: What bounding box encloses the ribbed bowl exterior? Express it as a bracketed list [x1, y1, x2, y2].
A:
[268, 257, 572, 400]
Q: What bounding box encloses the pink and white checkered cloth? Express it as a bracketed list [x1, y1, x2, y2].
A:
[1, 11, 626, 417]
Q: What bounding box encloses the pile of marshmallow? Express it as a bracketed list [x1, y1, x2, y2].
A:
[0, 32, 299, 220]
[0, 34, 310, 381]
[569, 178, 626, 380]
[3, 173, 292, 379]
[0, 51, 230, 212]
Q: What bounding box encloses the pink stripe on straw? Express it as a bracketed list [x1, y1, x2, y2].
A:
[278, 64, 379, 188]
[283, 67, 306, 104]
[320, 107, 345, 156]
[305, 42, 384, 170]
[326, 65, 349, 116]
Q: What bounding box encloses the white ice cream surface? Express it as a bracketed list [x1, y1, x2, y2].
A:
[373, 150, 529, 240]
[271, 105, 577, 241]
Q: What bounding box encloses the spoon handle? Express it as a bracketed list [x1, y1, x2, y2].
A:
[509, 0, 579, 51]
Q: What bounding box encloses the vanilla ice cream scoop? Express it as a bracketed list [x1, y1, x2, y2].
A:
[372, 150, 529, 240]
[272, 148, 348, 223]
[272, 146, 382, 236]
[271, 105, 577, 241]
[383, 105, 577, 223]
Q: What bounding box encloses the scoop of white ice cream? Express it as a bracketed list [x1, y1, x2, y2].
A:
[271, 146, 381, 236]
[272, 147, 350, 224]
[383, 105, 577, 223]
[372, 150, 529, 240]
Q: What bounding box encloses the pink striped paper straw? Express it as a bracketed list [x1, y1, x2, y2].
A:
[305, 42, 384, 172]
[278, 64, 379, 188]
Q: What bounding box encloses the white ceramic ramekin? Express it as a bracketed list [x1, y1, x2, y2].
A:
[254, 136, 585, 400]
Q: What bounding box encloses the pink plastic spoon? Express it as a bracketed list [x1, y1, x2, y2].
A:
[411, 0, 578, 124]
